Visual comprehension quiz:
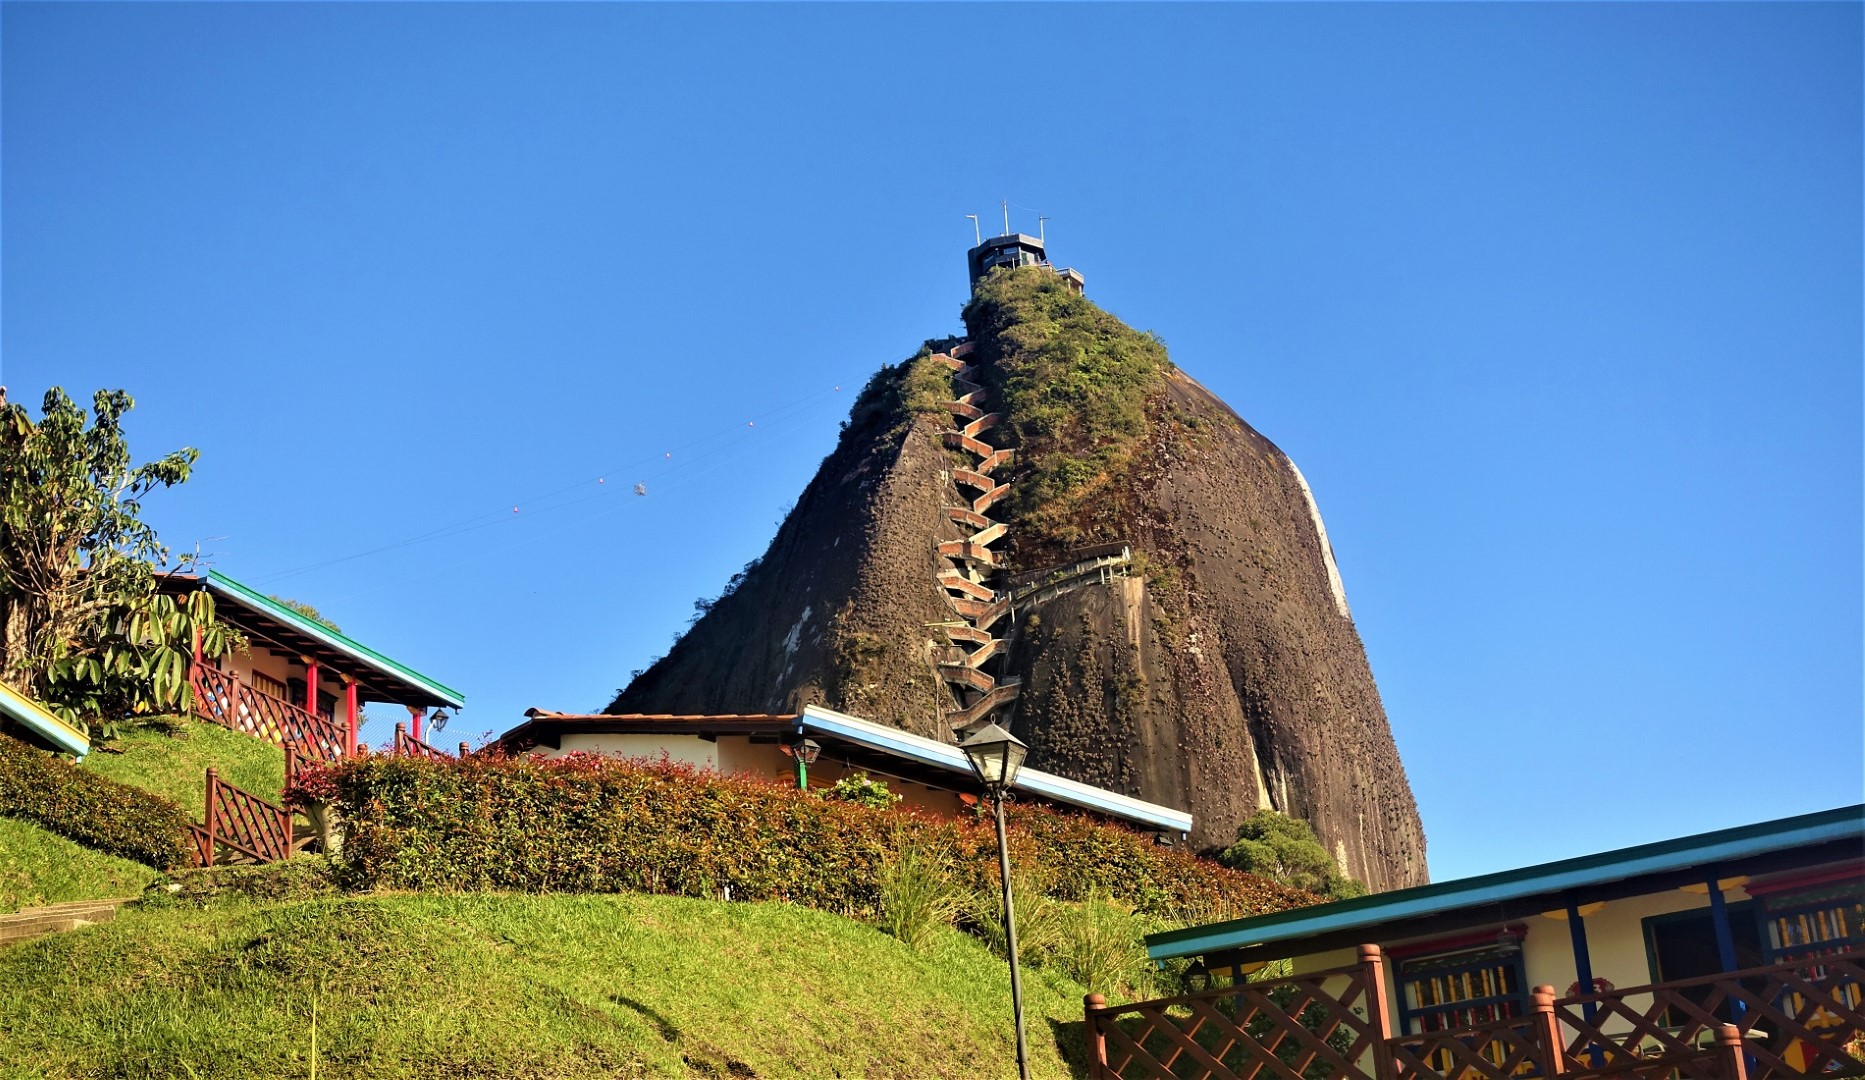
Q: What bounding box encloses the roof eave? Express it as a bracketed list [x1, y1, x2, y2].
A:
[0, 681, 89, 758]
[1145, 804, 1865, 962]
[192, 570, 465, 709]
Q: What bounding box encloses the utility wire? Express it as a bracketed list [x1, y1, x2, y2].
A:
[247, 377, 858, 586]
[310, 393, 852, 606]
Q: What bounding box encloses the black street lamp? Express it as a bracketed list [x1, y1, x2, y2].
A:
[959, 721, 1032, 1080]
[784, 736, 821, 791]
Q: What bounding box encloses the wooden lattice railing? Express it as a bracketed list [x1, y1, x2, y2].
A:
[1083, 948, 1855, 1080]
[392, 722, 450, 760]
[1553, 952, 1865, 1080]
[190, 666, 344, 762]
[190, 767, 294, 866]
[1085, 945, 1393, 1080]
[1390, 997, 1557, 1080]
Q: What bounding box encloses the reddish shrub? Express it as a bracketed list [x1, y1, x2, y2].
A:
[323, 751, 1317, 922]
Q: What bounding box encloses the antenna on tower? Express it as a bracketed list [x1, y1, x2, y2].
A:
[1001, 200, 1010, 237]
[965, 214, 981, 245]
[1037, 216, 1049, 244]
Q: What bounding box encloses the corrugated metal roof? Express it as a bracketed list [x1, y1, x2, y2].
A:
[495, 704, 1195, 834]
[798, 705, 1193, 834]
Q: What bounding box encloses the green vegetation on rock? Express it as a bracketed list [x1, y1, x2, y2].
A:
[0, 892, 1097, 1079]
[1216, 810, 1368, 900]
[843, 340, 958, 443]
[962, 266, 1172, 545]
[0, 816, 156, 912]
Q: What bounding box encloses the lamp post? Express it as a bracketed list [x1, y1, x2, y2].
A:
[784, 736, 821, 791]
[959, 721, 1032, 1080]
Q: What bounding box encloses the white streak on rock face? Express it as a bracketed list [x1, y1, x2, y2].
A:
[777, 606, 813, 688]
[1285, 459, 1353, 620]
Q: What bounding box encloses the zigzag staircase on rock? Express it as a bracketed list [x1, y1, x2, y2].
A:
[927, 341, 1137, 737]
[930, 342, 1023, 733]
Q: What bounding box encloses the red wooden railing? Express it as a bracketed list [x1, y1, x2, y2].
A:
[189, 767, 294, 866]
[1085, 948, 1859, 1080]
[190, 667, 344, 762]
[1085, 944, 1394, 1080]
[1553, 952, 1865, 1080]
[392, 722, 450, 760]
[1390, 991, 1560, 1080]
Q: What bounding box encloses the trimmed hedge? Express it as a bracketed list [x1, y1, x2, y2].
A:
[0, 733, 194, 870]
[305, 752, 1317, 923]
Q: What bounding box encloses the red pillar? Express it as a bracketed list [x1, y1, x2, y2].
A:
[344, 681, 359, 757]
[304, 660, 320, 716]
[409, 705, 425, 742]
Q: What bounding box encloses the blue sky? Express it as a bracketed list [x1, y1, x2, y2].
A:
[4, 3, 1858, 882]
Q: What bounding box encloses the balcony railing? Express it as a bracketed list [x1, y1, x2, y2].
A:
[190, 666, 344, 762]
[1085, 947, 1864, 1080]
[392, 722, 450, 761]
[1554, 952, 1865, 1079]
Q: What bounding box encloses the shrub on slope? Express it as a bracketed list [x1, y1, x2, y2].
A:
[305, 752, 1315, 924]
[0, 732, 192, 869]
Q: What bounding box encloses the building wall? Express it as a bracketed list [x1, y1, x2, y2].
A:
[556, 732, 720, 770]
[215, 644, 334, 714]
[1284, 884, 1744, 1038]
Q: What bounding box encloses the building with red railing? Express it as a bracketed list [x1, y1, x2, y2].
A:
[159, 569, 465, 763]
[1087, 805, 1863, 1080]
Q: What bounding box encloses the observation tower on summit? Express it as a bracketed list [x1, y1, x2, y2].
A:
[966, 233, 1085, 295]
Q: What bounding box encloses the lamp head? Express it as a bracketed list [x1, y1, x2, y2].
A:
[958, 721, 1028, 794]
[786, 736, 822, 766]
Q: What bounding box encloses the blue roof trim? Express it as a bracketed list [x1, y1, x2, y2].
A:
[0, 680, 90, 758]
[799, 705, 1192, 833]
[1145, 804, 1865, 962]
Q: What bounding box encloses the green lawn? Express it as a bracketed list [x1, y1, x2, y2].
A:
[0, 891, 1096, 1079]
[83, 716, 287, 811]
[0, 817, 156, 913]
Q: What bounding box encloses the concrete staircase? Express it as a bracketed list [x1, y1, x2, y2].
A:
[0, 898, 128, 948]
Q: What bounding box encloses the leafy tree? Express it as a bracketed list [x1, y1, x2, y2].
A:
[0, 388, 239, 736]
[269, 595, 340, 633]
[1217, 810, 1367, 900]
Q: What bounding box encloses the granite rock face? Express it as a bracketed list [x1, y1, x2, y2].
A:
[614, 283, 1427, 891]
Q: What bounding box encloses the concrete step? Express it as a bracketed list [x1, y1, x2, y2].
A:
[0, 898, 128, 947]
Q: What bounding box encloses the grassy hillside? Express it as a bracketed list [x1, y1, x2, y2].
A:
[0, 718, 284, 912]
[0, 891, 1097, 1079]
[0, 817, 156, 912]
[84, 716, 286, 810]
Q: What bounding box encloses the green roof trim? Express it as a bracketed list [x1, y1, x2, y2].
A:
[0, 680, 90, 758]
[1148, 804, 1865, 962]
[204, 570, 465, 709]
